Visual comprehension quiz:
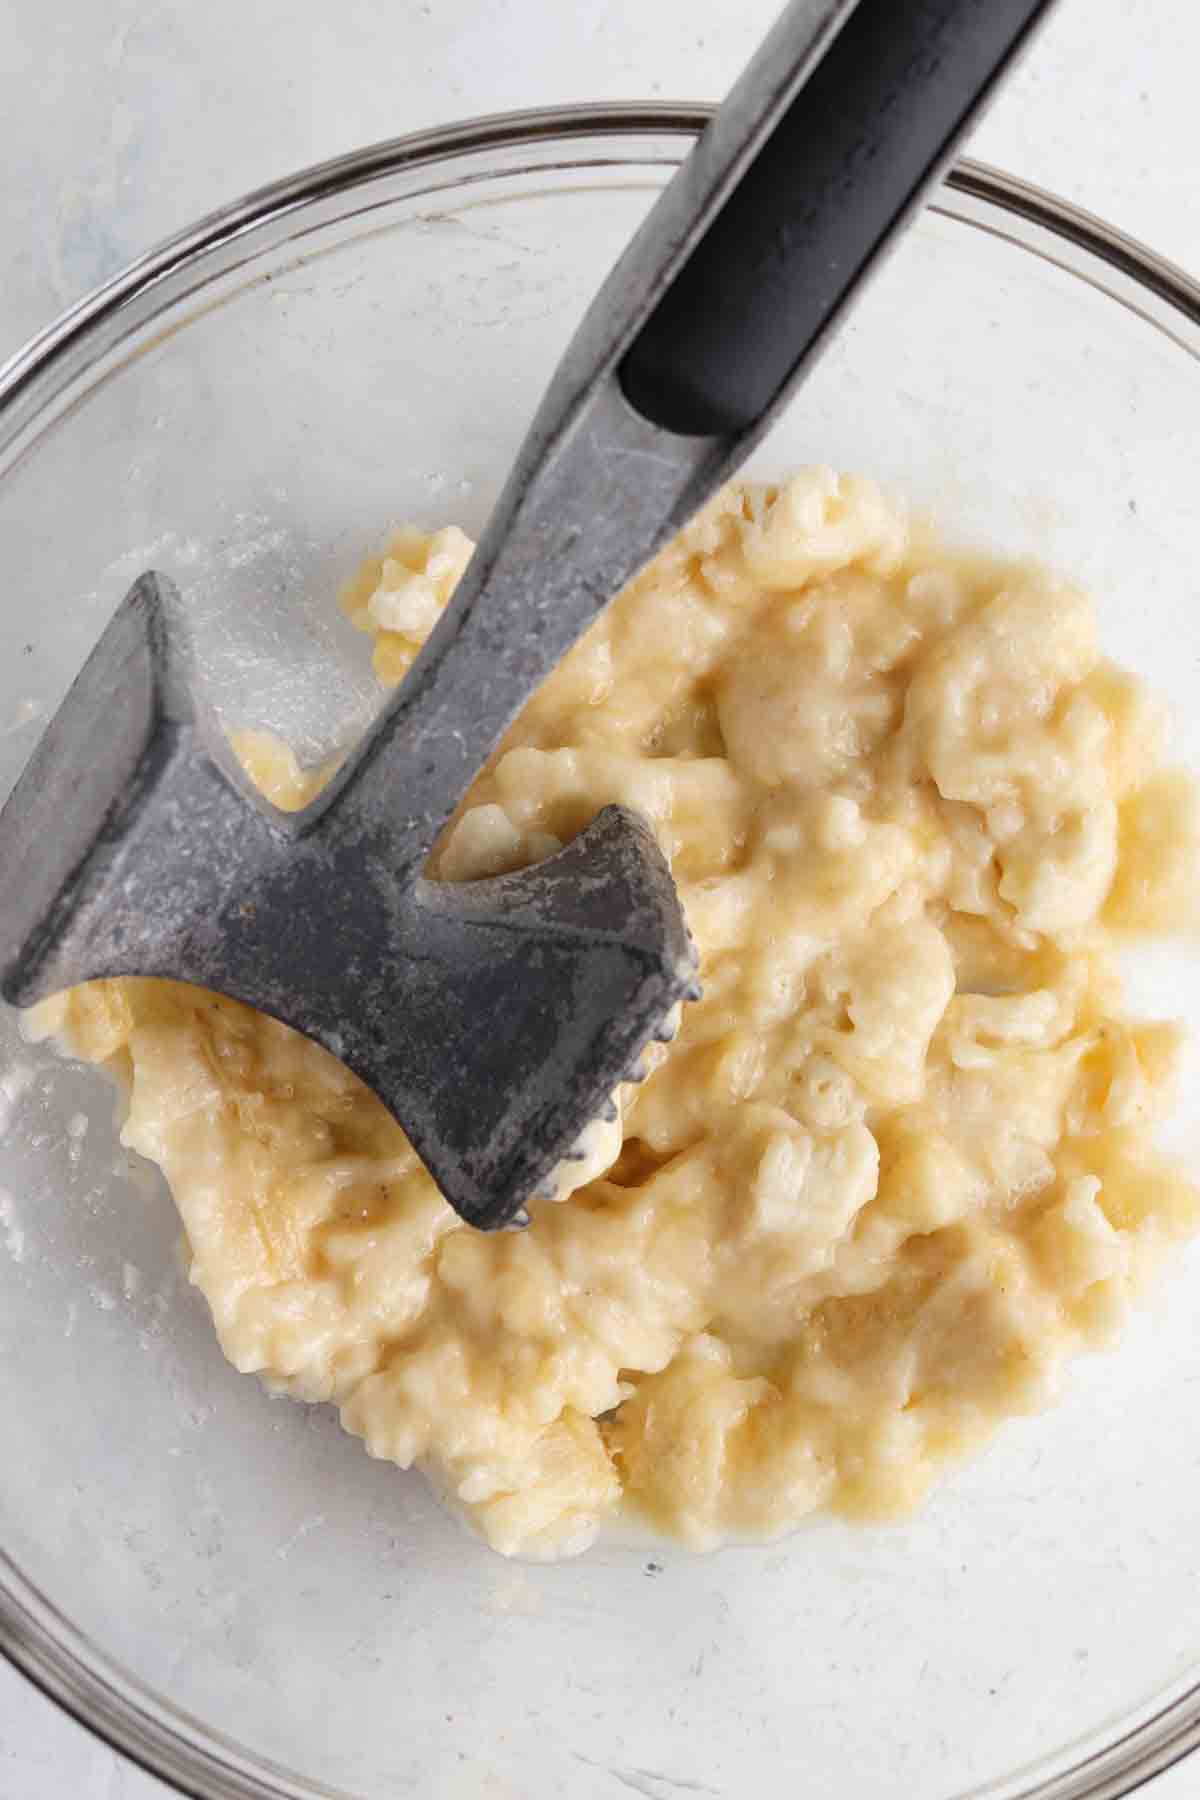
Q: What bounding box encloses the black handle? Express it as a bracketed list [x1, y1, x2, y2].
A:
[619, 0, 1056, 437]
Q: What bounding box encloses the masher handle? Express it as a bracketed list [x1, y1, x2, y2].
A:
[312, 0, 1057, 856]
[620, 0, 1056, 436]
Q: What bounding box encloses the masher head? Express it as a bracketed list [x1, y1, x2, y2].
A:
[0, 575, 697, 1229]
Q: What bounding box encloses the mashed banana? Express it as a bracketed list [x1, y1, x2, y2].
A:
[32, 470, 1200, 1558]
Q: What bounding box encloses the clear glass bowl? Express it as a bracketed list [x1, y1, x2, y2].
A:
[2, 105, 1200, 1800]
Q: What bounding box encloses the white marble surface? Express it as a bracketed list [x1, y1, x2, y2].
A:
[2, 0, 1200, 1794]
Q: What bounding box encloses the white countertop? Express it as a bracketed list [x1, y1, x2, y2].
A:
[3, 0, 1200, 1793]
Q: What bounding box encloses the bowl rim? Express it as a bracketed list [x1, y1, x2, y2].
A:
[2, 99, 1200, 1800]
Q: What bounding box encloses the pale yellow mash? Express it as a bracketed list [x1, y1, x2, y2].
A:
[32, 470, 1200, 1559]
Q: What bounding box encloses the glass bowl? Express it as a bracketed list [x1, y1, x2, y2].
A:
[2, 105, 1200, 1800]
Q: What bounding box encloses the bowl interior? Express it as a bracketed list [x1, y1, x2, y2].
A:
[2, 123, 1200, 1800]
